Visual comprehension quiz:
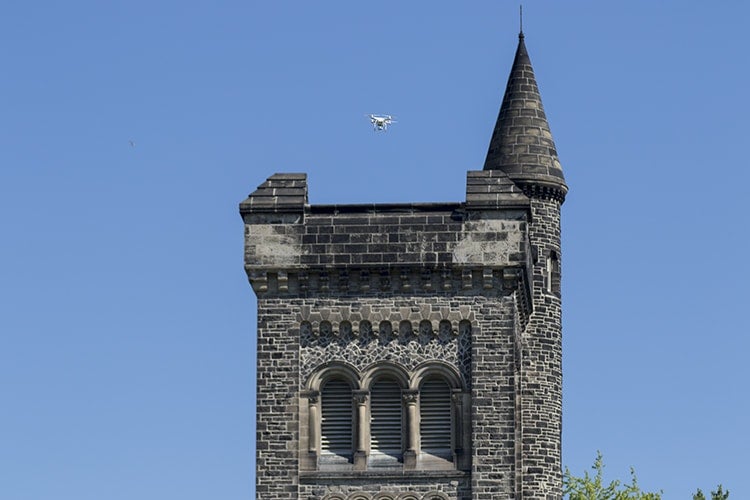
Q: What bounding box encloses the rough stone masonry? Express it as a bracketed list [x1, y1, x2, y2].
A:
[241, 31, 568, 500]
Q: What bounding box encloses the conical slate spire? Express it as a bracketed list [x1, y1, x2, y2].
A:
[483, 33, 567, 201]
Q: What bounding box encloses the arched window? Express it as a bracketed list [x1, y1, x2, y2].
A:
[422, 493, 450, 500]
[419, 377, 452, 460]
[369, 377, 403, 465]
[347, 495, 373, 500]
[320, 378, 353, 463]
[307, 359, 467, 471]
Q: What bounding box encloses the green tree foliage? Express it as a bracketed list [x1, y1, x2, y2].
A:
[693, 485, 729, 500]
[563, 451, 662, 500]
[564, 452, 729, 500]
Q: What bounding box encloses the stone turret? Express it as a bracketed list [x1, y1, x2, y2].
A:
[484, 32, 567, 202]
[484, 31, 567, 498]
[241, 30, 569, 500]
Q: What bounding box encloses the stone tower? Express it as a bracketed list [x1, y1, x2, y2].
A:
[240, 31, 567, 500]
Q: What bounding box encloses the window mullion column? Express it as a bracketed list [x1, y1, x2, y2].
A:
[403, 389, 419, 469]
[353, 390, 368, 470]
[308, 390, 320, 454]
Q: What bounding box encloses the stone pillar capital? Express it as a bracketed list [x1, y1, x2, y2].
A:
[353, 390, 369, 405]
[402, 389, 419, 405]
[302, 390, 319, 404]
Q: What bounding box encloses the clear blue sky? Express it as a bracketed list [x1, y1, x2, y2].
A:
[2, 1, 748, 498]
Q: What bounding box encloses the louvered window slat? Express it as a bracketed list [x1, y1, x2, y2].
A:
[321, 379, 353, 457]
[370, 378, 402, 455]
[420, 378, 451, 454]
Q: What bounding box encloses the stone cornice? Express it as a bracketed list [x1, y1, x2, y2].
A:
[518, 181, 566, 203]
[299, 470, 469, 482]
[247, 265, 527, 298]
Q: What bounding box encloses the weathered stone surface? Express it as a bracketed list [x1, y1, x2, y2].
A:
[243, 205, 528, 272]
[242, 31, 566, 500]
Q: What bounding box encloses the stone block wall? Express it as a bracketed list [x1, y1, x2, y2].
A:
[519, 198, 563, 498]
[256, 298, 301, 499]
[469, 295, 519, 499]
[242, 172, 564, 499]
[251, 289, 525, 499]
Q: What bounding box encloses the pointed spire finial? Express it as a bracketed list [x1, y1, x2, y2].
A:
[482, 21, 567, 201]
[519, 5, 524, 39]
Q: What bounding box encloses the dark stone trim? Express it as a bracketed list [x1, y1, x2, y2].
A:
[518, 182, 567, 203]
[248, 265, 526, 296]
[300, 470, 470, 482]
[307, 202, 463, 215]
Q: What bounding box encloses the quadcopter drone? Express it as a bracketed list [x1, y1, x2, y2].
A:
[368, 114, 396, 131]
